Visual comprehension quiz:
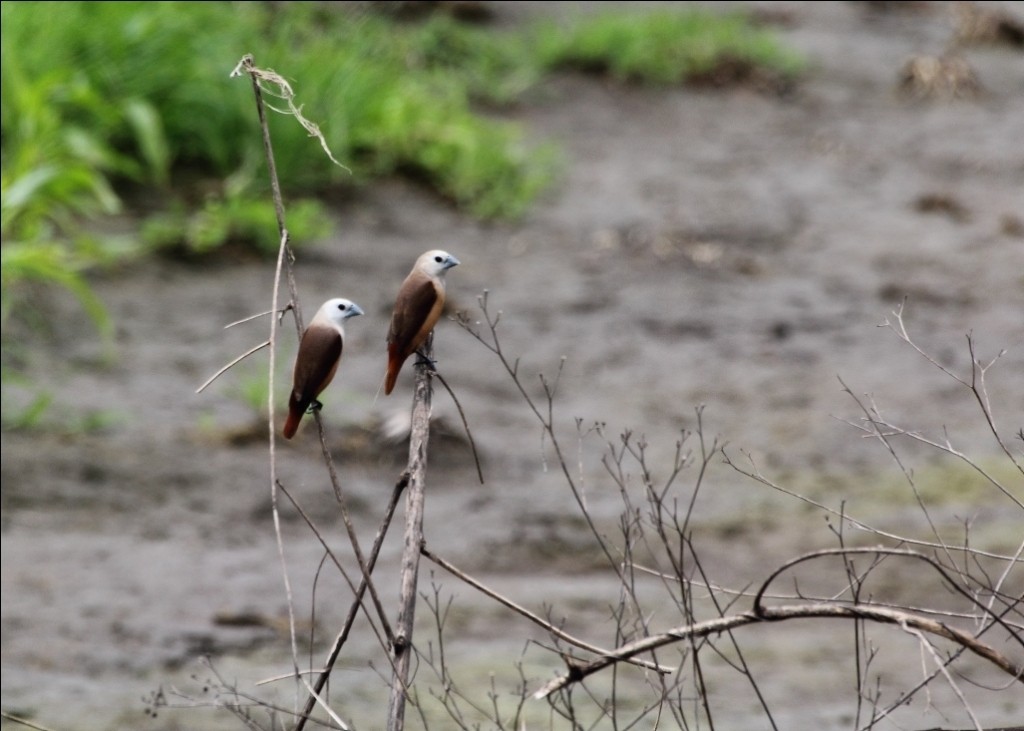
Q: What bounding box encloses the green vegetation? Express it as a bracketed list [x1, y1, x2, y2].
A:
[0, 2, 802, 418]
[537, 8, 805, 85]
[0, 2, 565, 344]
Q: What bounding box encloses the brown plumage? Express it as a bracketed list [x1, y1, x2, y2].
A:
[384, 250, 460, 395]
[283, 298, 363, 439]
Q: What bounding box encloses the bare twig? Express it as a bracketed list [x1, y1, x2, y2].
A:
[433, 368, 485, 485]
[881, 301, 1023, 478]
[837, 380, 962, 571]
[752, 547, 1023, 651]
[224, 305, 292, 330]
[229, 55, 349, 174]
[839, 383, 1022, 511]
[293, 474, 408, 731]
[421, 544, 674, 674]
[456, 293, 627, 582]
[195, 339, 270, 394]
[311, 410, 396, 647]
[899, 622, 983, 731]
[235, 51, 304, 693]
[724, 450, 1017, 561]
[1, 711, 60, 731]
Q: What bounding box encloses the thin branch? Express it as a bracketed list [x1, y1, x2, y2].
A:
[230, 55, 350, 174]
[0, 712, 60, 731]
[433, 368, 485, 485]
[293, 474, 408, 731]
[225, 305, 292, 330]
[881, 301, 1023, 476]
[838, 379, 962, 566]
[195, 339, 269, 394]
[456, 294, 628, 583]
[311, 408, 396, 647]
[899, 622, 982, 731]
[724, 451, 1017, 561]
[276, 480, 392, 654]
[300, 675, 351, 731]
[421, 544, 674, 674]
[196, 302, 292, 395]
[752, 547, 1024, 652]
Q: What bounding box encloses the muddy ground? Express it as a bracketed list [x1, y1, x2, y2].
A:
[2, 2, 1023, 730]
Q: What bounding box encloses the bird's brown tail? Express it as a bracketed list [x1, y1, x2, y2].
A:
[384, 347, 403, 395]
[384, 363, 399, 396]
[282, 407, 302, 439]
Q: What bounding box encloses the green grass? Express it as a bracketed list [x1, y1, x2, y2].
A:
[536, 8, 805, 85]
[2, 3, 800, 244]
[0, 1, 562, 368]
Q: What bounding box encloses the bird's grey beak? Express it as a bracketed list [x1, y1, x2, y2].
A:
[350, 303, 365, 317]
[445, 255, 460, 269]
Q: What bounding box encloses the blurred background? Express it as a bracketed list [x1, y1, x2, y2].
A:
[2, 2, 1022, 729]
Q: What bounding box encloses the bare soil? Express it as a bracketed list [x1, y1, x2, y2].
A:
[2, 3, 1022, 730]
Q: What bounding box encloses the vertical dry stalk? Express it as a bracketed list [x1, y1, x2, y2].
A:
[386, 336, 436, 731]
[232, 54, 394, 728]
[232, 53, 306, 688]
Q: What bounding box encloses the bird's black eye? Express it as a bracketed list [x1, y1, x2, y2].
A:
[434, 255, 443, 263]
[337, 303, 346, 311]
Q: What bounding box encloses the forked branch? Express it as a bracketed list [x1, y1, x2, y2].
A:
[533, 547, 1023, 699]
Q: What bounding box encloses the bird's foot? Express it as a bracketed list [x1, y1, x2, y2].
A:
[413, 351, 438, 369]
[306, 399, 324, 414]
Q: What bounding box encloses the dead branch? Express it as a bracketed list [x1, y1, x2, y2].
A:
[195, 339, 270, 394]
[533, 600, 1023, 700]
[1, 711, 60, 731]
[724, 450, 1016, 561]
[421, 544, 674, 674]
[536, 546, 1023, 700]
[753, 547, 1024, 651]
[881, 301, 1024, 480]
[432, 368, 485, 485]
[237, 50, 303, 684]
[387, 335, 437, 731]
[293, 474, 408, 731]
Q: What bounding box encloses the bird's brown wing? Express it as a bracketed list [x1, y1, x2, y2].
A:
[388, 274, 441, 354]
[284, 328, 342, 438]
[292, 328, 343, 409]
[385, 274, 443, 394]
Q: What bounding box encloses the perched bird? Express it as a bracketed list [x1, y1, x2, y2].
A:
[384, 249, 460, 395]
[283, 298, 364, 439]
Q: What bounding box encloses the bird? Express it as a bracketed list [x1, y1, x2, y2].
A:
[384, 249, 460, 395]
[283, 297, 364, 439]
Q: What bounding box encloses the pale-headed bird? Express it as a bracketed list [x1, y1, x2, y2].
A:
[283, 297, 364, 439]
[384, 250, 460, 395]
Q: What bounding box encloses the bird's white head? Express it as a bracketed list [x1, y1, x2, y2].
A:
[416, 250, 460, 278]
[316, 298, 364, 329]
